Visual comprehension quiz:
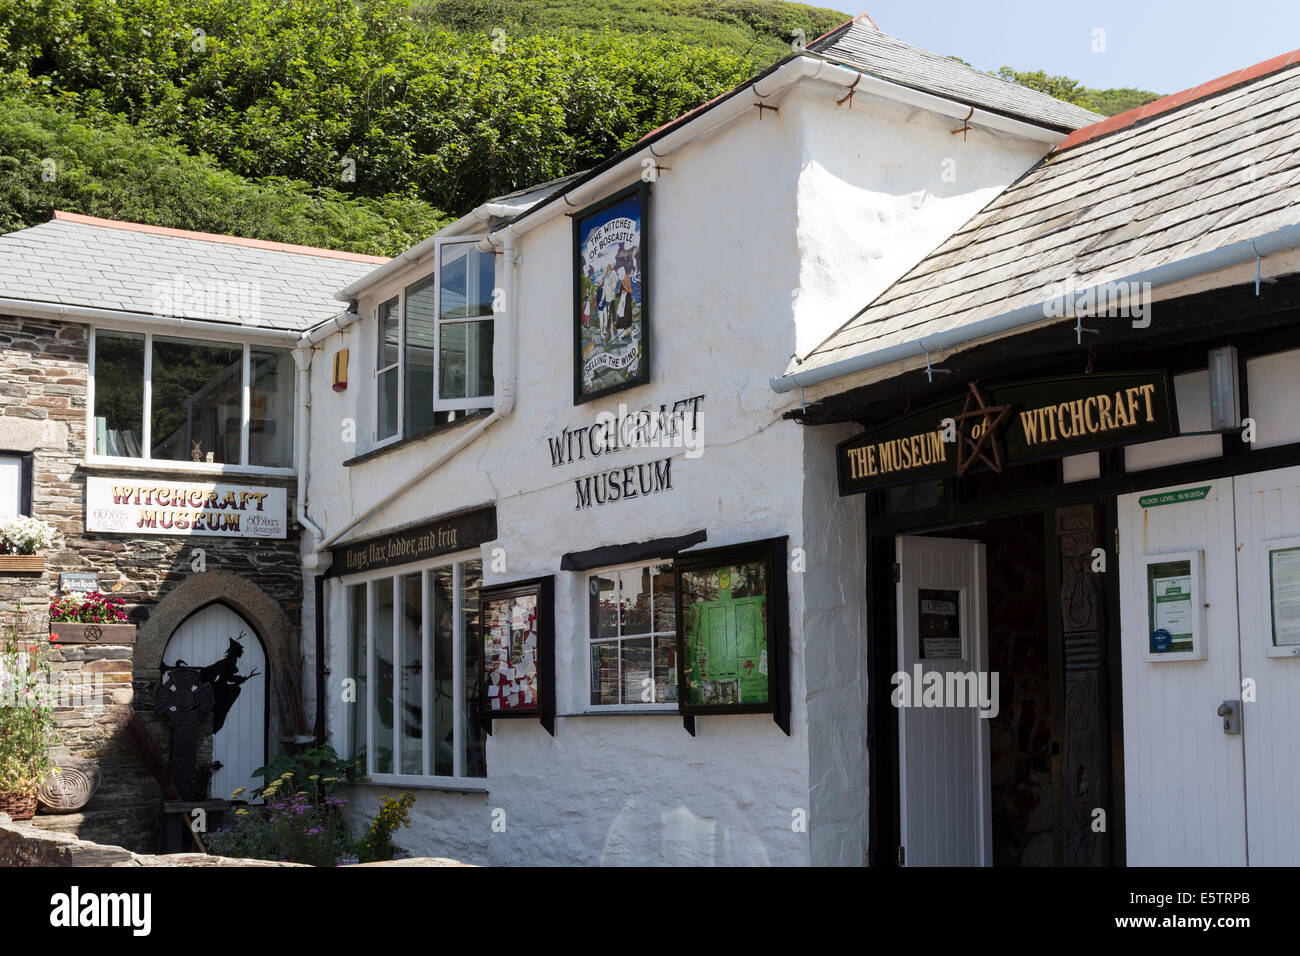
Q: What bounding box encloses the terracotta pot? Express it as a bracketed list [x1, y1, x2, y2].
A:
[0, 555, 44, 573]
[0, 790, 38, 821]
[48, 622, 137, 645]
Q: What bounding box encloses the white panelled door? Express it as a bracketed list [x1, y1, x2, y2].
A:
[1233, 466, 1300, 866]
[896, 535, 992, 866]
[1120, 467, 1300, 866]
[1118, 480, 1245, 866]
[162, 605, 266, 803]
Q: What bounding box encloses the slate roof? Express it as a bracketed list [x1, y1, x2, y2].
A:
[0, 212, 386, 332]
[792, 55, 1300, 378]
[809, 20, 1103, 132]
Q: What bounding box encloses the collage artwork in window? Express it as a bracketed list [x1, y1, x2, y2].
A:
[483, 590, 541, 714]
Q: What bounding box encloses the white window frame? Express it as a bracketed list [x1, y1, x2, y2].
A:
[86, 326, 295, 475]
[342, 553, 487, 789]
[371, 237, 497, 445]
[586, 559, 679, 712]
[432, 236, 497, 413]
[375, 295, 402, 445]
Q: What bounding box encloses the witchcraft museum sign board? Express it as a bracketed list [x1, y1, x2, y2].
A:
[836, 371, 1178, 495]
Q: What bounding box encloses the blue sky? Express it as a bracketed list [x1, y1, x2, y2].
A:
[849, 1, 1300, 94]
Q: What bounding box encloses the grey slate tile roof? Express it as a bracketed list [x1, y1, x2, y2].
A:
[0, 214, 385, 332]
[793, 60, 1300, 377]
[810, 20, 1103, 132]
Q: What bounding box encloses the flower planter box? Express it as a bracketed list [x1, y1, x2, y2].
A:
[0, 790, 38, 820]
[48, 623, 137, 645]
[0, 554, 44, 573]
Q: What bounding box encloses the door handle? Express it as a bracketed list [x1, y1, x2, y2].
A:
[1217, 700, 1242, 735]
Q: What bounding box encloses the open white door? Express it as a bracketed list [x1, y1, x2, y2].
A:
[1233, 466, 1300, 866]
[1117, 480, 1246, 865]
[896, 535, 992, 866]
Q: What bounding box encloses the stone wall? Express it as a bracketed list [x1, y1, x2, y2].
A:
[0, 314, 304, 853]
[0, 813, 300, 866]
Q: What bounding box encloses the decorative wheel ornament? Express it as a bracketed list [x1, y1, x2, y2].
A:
[37, 756, 102, 813]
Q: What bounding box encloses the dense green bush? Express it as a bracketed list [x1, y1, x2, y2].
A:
[0, 0, 775, 213]
[0, 91, 448, 254]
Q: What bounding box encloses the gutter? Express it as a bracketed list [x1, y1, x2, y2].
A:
[0, 297, 301, 345]
[769, 221, 1300, 394]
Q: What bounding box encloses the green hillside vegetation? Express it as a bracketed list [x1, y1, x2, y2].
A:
[411, 0, 849, 59]
[995, 67, 1160, 116]
[0, 0, 1161, 256]
[0, 91, 447, 256]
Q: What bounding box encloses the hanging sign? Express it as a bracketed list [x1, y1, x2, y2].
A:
[86, 476, 287, 538]
[573, 183, 650, 404]
[837, 371, 1177, 494]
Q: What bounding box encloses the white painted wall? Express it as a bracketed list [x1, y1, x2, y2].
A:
[301, 72, 1054, 866]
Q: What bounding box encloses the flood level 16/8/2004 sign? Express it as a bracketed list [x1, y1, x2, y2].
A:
[573, 183, 649, 404]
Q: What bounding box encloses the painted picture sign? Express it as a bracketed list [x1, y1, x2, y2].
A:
[573, 184, 650, 404]
[837, 371, 1177, 494]
[85, 476, 287, 538]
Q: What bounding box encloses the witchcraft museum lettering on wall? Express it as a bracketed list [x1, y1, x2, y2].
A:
[545, 393, 704, 510]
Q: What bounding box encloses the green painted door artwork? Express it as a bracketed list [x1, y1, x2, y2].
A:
[684, 567, 769, 706]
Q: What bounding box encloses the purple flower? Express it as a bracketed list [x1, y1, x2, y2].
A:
[307, 828, 323, 836]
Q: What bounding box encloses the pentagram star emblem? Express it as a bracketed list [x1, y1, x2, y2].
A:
[952, 381, 1011, 476]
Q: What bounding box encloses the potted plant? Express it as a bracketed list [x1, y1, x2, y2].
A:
[0, 516, 54, 573]
[0, 626, 57, 820]
[48, 592, 135, 645]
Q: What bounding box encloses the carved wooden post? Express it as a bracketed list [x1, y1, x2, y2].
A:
[1056, 503, 1110, 866]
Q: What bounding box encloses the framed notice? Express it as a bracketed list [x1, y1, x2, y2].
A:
[1143, 551, 1205, 662]
[479, 577, 555, 735]
[573, 183, 650, 405]
[1265, 537, 1300, 657]
[918, 588, 963, 659]
[674, 538, 790, 733]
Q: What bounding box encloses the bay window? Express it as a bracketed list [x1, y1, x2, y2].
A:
[374, 238, 497, 445]
[90, 329, 294, 469]
[345, 557, 486, 782]
[588, 561, 678, 708]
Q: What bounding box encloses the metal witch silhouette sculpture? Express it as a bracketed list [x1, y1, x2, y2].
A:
[158, 631, 261, 799]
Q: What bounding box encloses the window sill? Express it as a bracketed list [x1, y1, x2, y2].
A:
[353, 775, 488, 794]
[565, 708, 681, 717]
[344, 410, 493, 467]
[82, 456, 296, 478]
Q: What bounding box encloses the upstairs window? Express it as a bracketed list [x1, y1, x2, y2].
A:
[91, 330, 293, 469]
[375, 238, 497, 445]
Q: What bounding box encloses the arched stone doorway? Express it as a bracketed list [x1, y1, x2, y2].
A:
[162, 604, 267, 801]
[136, 572, 296, 797]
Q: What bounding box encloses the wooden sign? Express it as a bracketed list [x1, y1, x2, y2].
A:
[837, 371, 1177, 494]
[327, 504, 497, 577]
